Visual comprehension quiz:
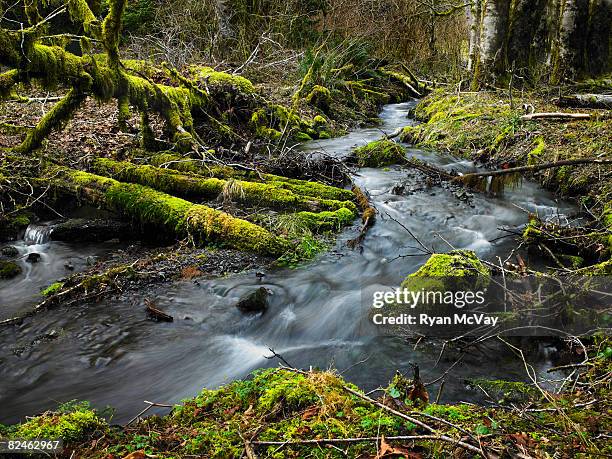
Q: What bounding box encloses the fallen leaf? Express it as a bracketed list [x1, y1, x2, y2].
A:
[122, 451, 146, 459]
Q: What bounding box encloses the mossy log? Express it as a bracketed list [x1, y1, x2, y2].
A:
[49, 166, 289, 256]
[89, 158, 357, 214]
[353, 140, 407, 167]
[147, 153, 356, 201]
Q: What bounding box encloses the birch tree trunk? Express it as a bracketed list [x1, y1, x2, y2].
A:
[467, 0, 482, 72]
[474, 0, 511, 85]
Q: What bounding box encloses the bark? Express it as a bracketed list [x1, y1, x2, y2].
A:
[467, 0, 482, 72]
[555, 94, 612, 109]
[49, 166, 289, 256]
[475, 0, 511, 85]
[585, 0, 612, 75]
[88, 158, 357, 214]
[506, 0, 548, 77]
[553, 0, 590, 83]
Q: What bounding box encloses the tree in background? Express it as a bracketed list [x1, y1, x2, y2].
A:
[469, 0, 611, 87]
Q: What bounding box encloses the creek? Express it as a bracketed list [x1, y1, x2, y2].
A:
[0, 102, 579, 423]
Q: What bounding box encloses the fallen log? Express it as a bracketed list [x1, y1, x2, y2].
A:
[347, 184, 376, 248]
[404, 156, 612, 193]
[148, 153, 355, 201]
[521, 112, 591, 121]
[89, 158, 357, 214]
[50, 166, 289, 256]
[555, 94, 612, 109]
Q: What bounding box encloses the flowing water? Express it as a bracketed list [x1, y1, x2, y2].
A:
[0, 102, 578, 424]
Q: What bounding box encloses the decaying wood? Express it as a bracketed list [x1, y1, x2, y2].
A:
[347, 184, 376, 248]
[457, 158, 612, 180]
[555, 94, 612, 109]
[520, 112, 591, 121]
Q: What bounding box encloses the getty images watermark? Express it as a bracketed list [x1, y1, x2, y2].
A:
[365, 276, 611, 337]
[370, 287, 499, 327]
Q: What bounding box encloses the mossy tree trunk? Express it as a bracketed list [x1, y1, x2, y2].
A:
[0, 0, 242, 153]
[48, 166, 289, 256]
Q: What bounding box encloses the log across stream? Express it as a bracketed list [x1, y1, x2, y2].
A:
[0, 102, 581, 424]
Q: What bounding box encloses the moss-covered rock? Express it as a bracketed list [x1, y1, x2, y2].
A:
[354, 139, 406, 167]
[0, 260, 21, 279]
[0, 212, 32, 241]
[401, 250, 490, 293]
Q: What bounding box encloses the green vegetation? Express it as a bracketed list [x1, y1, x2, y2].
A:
[0, 260, 21, 279]
[3, 336, 610, 458]
[41, 282, 64, 296]
[401, 250, 490, 293]
[354, 139, 406, 167]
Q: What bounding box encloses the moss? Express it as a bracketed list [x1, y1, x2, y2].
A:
[15, 88, 87, 154]
[0, 260, 21, 279]
[295, 131, 313, 141]
[13, 402, 107, 442]
[295, 207, 355, 232]
[90, 158, 355, 213]
[187, 66, 255, 94]
[467, 379, 539, 404]
[41, 282, 64, 296]
[147, 152, 355, 201]
[354, 139, 406, 167]
[305, 84, 332, 110]
[0, 211, 32, 240]
[528, 136, 546, 164]
[55, 167, 289, 256]
[401, 250, 490, 293]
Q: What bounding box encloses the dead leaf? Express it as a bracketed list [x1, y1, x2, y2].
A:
[122, 451, 146, 459]
[181, 266, 202, 279]
[301, 405, 319, 420]
[376, 436, 422, 459]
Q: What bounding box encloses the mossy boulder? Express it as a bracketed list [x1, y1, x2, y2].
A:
[0, 260, 21, 279]
[401, 250, 490, 293]
[354, 140, 406, 167]
[0, 212, 32, 241]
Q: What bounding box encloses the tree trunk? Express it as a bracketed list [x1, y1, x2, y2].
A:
[476, 0, 511, 84]
[50, 166, 289, 256]
[585, 0, 612, 75]
[553, 0, 590, 83]
[467, 0, 482, 72]
[88, 158, 357, 214]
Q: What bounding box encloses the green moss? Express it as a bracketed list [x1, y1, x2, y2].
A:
[528, 136, 546, 164]
[305, 84, 332, 110]
[0, 260, 21, 279]
[41, 282, 64, 296]
[354, 139, 406, 167]
[0, 212, 32, 240]
[401, 250, 490, 293]
[295, 207, 355, 232]
[90, 158, 355, 213]
[467, 378, 539, 403]
[13, 402, 107, 442]
[187, 66, 255, 94]
[56, 167, 289, 256]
